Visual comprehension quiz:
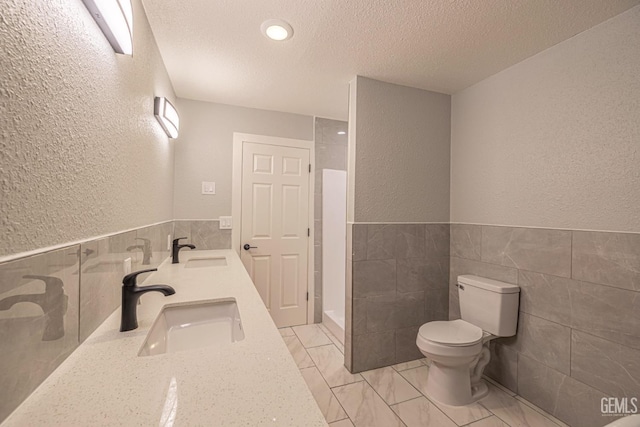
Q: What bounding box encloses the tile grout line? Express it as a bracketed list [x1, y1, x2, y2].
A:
[569, 230, 573, 279]
[361, 375, 408, 427]
[476, 400, 512, 426]
[569, 230, 574, 385]
[449, 253, 639, 294]
[297, 341, 352, 425]
[307, 357, 351, 424]
[459, 413, 497, 427]
[396, 366, 462, 427]
[283, 332, 317, 370]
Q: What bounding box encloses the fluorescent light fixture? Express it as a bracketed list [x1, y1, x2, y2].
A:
[261, 19, 293, 41]
[337, 131, 346, 135]
[154, 97, 180, 138]
[83, 0, 134, 55]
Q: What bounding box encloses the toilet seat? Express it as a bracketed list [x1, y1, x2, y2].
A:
[418, 320, 483, 347]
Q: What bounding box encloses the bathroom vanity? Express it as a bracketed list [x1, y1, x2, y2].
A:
[2, 250, 326, 426]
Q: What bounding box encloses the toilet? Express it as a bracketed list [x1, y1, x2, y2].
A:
[416, 275, 520, 406]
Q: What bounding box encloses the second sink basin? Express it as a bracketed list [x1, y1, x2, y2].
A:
[139, 298, 244, 357]
[185, 257, 227, 268]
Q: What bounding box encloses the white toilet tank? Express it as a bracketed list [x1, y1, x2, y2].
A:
[458, 275, 520, 337]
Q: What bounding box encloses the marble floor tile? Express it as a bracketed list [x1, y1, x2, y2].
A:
[392, 358, 427, 372]
[293, 324, 333, 348]
[429, 399, 493, 426]
[278, 327, 295, 337]
[479, 383, 559, 427]
[329, 419, 354, 427]
[300, 367, 348, 423]
[390, 397, 456, 427]
[466, 415, 510, 427]
[318, 323, 345, 354]
[397, 366, 430, 392]
[317, 323, 331, 335]
[361, 367, 421, 405]
[332, 340, 345, 354]
[333, 381, 404, 427]
[307, 344, 363, 388]
[399, 366, 492, 425]
[282, 335, 315, 368]
[290, 347, 567, 427]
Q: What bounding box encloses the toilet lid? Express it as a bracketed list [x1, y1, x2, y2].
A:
[418, 320, 483, 346]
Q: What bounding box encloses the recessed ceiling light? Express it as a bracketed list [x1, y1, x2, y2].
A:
[337, 131, 346, 135]
[261, 19, 293, 41]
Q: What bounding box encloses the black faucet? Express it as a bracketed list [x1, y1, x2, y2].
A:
[127, 238, 152, 265]
[172, 237, 195, 264]
[0, 275, 68, 341]
[120, 268, 175, 332]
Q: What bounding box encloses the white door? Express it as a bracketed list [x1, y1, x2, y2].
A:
[240, 141, 310, 327]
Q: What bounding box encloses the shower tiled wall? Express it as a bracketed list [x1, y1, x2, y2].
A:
[345, 223, 450, 372]
[313, 118, 348, 322]
[449, 224, 640, 427]
[0, 219, 229, 423]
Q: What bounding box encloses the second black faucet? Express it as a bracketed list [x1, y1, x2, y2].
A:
[172, 237, 196, 264]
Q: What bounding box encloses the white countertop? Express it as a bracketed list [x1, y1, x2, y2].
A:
[3, 250, 327, 426]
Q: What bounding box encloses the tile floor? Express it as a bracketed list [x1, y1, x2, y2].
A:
[280, 323, 570, 427]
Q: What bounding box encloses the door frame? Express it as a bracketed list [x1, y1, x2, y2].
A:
[232, 132, 315, 325]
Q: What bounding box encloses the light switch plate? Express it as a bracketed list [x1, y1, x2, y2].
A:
[124, 257, 132, 275]
[202, 181, 216, 195]
[219, 216, 232, 229]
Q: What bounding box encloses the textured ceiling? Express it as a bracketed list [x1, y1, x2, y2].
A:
[141, 0, 640, 120]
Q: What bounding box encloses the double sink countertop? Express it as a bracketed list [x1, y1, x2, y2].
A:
[3, 250, 327, 426]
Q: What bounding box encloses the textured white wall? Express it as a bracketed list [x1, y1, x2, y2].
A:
[451, 6, 640, 232]
[172, 99, 313, 219]
[0, 0, 176, 256]
[351, 77, 451, 223]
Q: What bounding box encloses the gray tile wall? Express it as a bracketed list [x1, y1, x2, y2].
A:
[313, 118, 348, 323]
[345, 223, 450, 372]
[0, 246, 79, 422]
[174, 220, 231, 251]
[0, 219, 222, 423]
[449, 223, 640, 427]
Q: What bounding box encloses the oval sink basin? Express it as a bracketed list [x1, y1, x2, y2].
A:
[139, 298, 244, 357]
[185, 257, 227, 268]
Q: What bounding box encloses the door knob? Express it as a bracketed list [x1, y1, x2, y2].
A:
[243, 244, 257, 250]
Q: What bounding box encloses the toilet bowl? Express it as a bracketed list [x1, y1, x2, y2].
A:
[417, 319, 493, 405]
[416, 275, 520, 407]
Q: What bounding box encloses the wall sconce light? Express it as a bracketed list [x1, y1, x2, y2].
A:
[83, 0, 134, 55]
[154, 97, 180, 138]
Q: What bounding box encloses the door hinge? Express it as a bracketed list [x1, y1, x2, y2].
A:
[307, 228, 310, 237]
[306, 292, 309, 301]
[309, 164, 311, 173]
